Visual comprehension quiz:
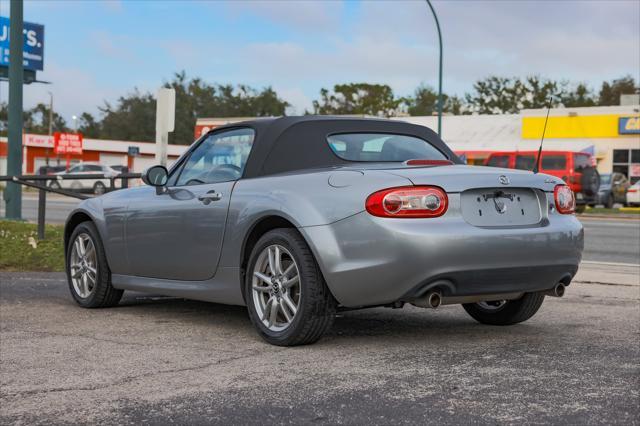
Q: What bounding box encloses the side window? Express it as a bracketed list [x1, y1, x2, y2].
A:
[541, 155, 567, 170]
[84, 165, 102, 172]
[175, 128, 255, 186]
[487, 155, 510, 168]
[515, 155, 536, 170]
[68, 165, 82, 173]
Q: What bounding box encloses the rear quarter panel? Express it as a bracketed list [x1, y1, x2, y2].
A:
[218, 169, 412, 268]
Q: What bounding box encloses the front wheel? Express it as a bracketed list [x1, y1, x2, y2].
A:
[462, 293, 545, 326]
[245, 228, 336, 346]
[66, 221, 123, 308]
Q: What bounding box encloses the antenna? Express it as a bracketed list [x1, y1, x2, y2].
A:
[533, 95, 553, 174]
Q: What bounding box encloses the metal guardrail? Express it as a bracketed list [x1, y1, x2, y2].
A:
[1, 171, 142, 239]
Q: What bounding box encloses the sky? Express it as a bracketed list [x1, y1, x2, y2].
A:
[0, 0, 639, 125]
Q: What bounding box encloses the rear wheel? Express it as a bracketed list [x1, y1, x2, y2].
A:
[245, 228, 336, 346]
[462, 293, 545, 325]
[93, 181, 106, 195]
[66, 221, 123, 308]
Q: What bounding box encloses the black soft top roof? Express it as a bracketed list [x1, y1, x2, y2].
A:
[201, 116, 461, 179]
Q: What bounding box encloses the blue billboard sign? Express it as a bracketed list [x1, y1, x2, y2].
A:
[619, 116, 640, 135]
[0, 16, 45, 71]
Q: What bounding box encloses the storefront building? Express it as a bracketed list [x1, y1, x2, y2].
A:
[2, 105, 638, 183]
[401, 105, 640, 183]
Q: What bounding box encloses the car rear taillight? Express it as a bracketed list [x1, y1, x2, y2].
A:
[366, 186, 448, 218]
[554, 184, 576, 214]
[628, 188, 638, 193]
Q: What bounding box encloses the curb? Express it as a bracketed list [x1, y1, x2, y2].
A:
[578, 214, 640, 220]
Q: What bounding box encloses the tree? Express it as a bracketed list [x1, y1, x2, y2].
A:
[77, 112, 101, 138]
[404, 84, 465, 116]
[99, 89, 156, 142]
[465, 76, 564, 114]
[162, 72, 289, 145]
[23, 103, 68, 134]
[598, 75, 638, 106]
[312, 83, 401, 117]
[561, 83, 596, 108]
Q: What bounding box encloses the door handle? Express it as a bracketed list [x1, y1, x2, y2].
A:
[198, 191, 222, 205]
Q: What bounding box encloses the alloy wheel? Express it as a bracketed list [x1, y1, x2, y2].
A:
[251, 244, 301, 332]
[69, 233, 98, 298]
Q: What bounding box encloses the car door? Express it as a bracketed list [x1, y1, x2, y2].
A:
[82, 164, 104, 190]
[125, 127, 255, 281]
[60, 164, 83, 189]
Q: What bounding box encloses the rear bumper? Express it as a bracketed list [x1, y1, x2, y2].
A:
[301, 203, 583, 308]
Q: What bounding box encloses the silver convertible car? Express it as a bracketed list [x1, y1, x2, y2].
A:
[64, 117, 584, 346]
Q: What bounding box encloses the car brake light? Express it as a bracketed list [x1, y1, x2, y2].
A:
[628, 189, 638, 193]
[366, 186, 448, 218]
[554, 184, 576, 214]
[405, 159, 453, 166]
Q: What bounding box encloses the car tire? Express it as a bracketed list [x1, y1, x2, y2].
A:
[605, 195, 614, 209]
[462, 293, 545, 326]
[66, 221, 123, 308]
[49, 181, 61, 190]
[93, 181, 106, 195]
[580, 167, 600, 198]
[244, 228, 336, 346]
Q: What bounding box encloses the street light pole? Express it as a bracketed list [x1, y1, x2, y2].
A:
[426, 0, 443, 137]
[48, 92, 53, 135]
[5, 0, 24, 220]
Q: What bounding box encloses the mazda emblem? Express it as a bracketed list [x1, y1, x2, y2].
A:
[499, 175, 510, 185]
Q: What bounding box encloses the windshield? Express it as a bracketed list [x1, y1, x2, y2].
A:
[600, 174, 611, 185]
[326, 133, 446, 162]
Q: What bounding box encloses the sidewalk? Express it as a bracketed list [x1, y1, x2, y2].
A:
[574, 261, 640, 287]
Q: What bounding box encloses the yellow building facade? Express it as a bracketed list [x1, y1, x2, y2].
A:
[521, 106, 640, 182]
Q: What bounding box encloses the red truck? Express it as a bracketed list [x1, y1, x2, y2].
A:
[485, 150, 600, 212]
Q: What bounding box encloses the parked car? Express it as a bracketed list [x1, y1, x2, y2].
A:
[50, 162, 119, 195]
[485, 150, 600, 213]
[627, 181, 640, 206]
[64, 117, 583, 346]
[38, 165, 67, 175]
[593, 173, 630, 208]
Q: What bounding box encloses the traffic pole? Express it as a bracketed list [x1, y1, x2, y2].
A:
[4, 0, 24, 220]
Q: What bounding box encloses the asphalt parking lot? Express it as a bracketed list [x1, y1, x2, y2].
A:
[1, 262, 638, 425]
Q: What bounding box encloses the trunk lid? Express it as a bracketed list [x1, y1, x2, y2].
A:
[378, 164, 560, 193]
[369, 164, 562, 227]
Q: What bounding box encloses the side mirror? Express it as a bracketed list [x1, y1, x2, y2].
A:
[142, 165, 168, 187]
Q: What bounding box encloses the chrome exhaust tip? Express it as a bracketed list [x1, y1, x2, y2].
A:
[544, 283, 566, 298]
[427, 291, 442, 308]
[411, 290, 443, 309]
